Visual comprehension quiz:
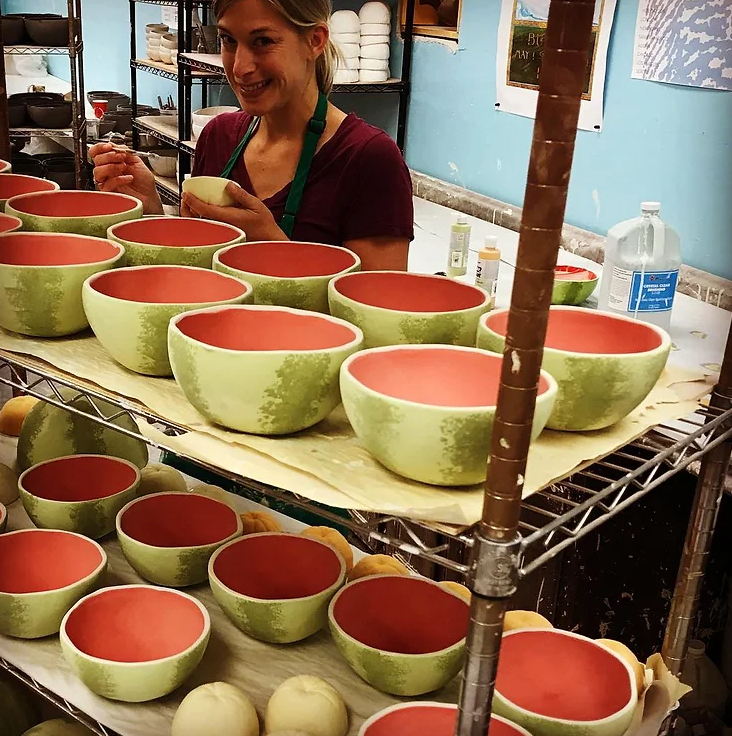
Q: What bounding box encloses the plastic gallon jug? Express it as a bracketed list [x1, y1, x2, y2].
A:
[680, 640, 728, 718]
[598, 202, 681, 332]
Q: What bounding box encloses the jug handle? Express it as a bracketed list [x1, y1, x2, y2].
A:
[651, 216, 665, 263]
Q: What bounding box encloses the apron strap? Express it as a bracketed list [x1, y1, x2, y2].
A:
[221, 117, 260, 180]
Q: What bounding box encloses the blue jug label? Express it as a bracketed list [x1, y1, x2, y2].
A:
[629, 269, 679, 312]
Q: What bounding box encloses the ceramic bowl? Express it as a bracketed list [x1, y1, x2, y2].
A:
[493, 629, 638, 736]
[85, 91, 130, 113]
[0, 529, 107, 639]
[60, 585, 210, 702]
[0, 232, 124, 337]
[0, 159, 12, 173]
[477, 307, 671, 431]
[147, 148, 177, 177]
[25, 17, 70, 46]
[552, 265, 599, 306]
[191, 106, 239, 131]
[329, 575, 470, 696]
[108, 216, 245, 268]
[182, 176, 240, 207]
[84, 265, 252, 376]
[0, 213, 22, 234]
[6, 190, 143, 237]
[27, 100, 73, 129]
[214, 241, 361, 313]
[18, 455, 140, 539]
[117, 492, 243, 587]
[0, 173, 58, 211]
[209, 532, 347, 643]
[329, 271, 492, 348]
[1, 16, 25, 45]
[147, 44, 162, 62]
[168, 304, 363, 434]
[192, 122, 205, 141]
[159, 47, 173, 64]
[341, 345, 557, 486]
[0, 502, 6, 534]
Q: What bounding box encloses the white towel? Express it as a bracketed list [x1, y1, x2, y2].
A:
[330, 9, 360, 34]
[359, 57, 389, 71]
[359, 69, 389, 83]
[335, 42, 360, 59]
[361, 23, 391, 36]
[360, 43, 390, 60]
[359, 1, 391, 24]
[332, 32, 360, 45]
[334, 69, 360, 84]
[360, 35, 390, 47]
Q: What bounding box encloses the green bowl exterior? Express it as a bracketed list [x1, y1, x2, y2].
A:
[7, 202, 143, 238]
[551, 278, 599, 306]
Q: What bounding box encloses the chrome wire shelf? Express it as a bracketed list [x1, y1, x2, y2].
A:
[132, 119, 179, 149]
[130, 59, 179, 82]
[5, 43, 82, 55]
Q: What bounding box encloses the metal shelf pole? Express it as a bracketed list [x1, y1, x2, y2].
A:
[396, 0, 416, 152]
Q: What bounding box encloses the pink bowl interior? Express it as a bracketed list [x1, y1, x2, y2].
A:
[22, 456, 137, 502]
[334, 272, 486, 313]
[363, 706, 524, 736]
[484, 309, 663, 355]
[10, 191, 139, 217]
[112, 217, 241, 248]
[0, 233, 121, 266]
[218, 241, 357, 278]
[64, 587, 206, 662]
[90, 266, 248, 304]
[0, 174, 57, 200]
[0, 214, 22, 233]
[333, 576, 469, 654]
[0, 530, 103, 593]
[347, 348, 551, 407]
[496, 630, 632, 721]
[554, 265, 597, 282]
[176, 307, 358, 351]
[213, 534, 342, 599]
[120, 493, 239, 547]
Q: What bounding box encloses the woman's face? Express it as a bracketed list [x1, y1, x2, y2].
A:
[217, 0, 327, 117]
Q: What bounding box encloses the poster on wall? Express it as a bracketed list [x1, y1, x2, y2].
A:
[495, 0, 618, 132]
[632, 0, 732, 91]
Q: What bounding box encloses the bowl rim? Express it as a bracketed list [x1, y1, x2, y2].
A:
[208, 531, 347, 604]
[328, 573, 470, 659]
[0, 214, 23, 231]
[329, 270, 492, 316]
[554, 264, 599, 283]
[0, 173, 60, 197]
[107, 215, 245, 249]
[116, 491, 244, 552]
[0, 501, 5, 524]
[18, 454, 141, 507]
[169, 303, 364, 356]
[0, 160, 11, 172]
[341, 344, 558, 413]
[0, 231, 125, 270]
[192, 105, 240, 117]
[6, 189, 143, 218]
[0, 528, 107, 599]
[60, 584, 211, 666]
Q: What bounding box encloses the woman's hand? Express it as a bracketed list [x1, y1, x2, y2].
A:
[181, 181, 287, 241]
[90, 143, 164, 215]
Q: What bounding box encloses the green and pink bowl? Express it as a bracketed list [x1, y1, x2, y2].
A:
[341, 345, 557, 486]
[552, 265, 599, 306]
[108, 216, 245, 268]
[0, 159, 11, 173]
[0, 213, 23, 234]
[0, 174, 58, 211]
[116, 492, 243, 587]
[478, 306, 671, 431]
[168, 304, 363, 435]
[0, 232, 124, 337]
[213, 240, 361, 313]
[209, 532, 347, 643]
[18, 455, 141, 539]
[83, 265, 252, 376]
[60, 585, 211, 702]
[6, 190, 143, 237]
[492, 628, 638, 736]
[329, 271, 492, 348]
[0, 529, 107, 639]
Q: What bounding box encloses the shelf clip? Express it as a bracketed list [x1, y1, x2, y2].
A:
[467, 531, 521, 599]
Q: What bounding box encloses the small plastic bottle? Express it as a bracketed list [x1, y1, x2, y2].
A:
[680, 640, 728, 718]
[447, 214, 471, 278]
[476, 236, 501, 308]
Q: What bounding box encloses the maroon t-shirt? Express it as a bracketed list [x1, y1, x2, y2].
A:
[192, 112, 414, 246]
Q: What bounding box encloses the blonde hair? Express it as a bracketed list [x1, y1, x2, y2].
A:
[212, 0, 337, 94]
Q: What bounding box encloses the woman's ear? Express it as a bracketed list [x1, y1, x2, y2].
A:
[307, 23, 329, 59]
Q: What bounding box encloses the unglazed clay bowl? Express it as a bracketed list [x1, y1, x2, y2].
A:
[0, 232, 124, 337]
[552, 265, 599, 306]
[83, 265, 252, 376]
[60, 585, 210, 702]
[19, 455, 141, 539]
[117, 492, 243, 587]
[493, 629, 638, 736]
[107, 216, 245, 268]
[341, 345, 557, 486]
[6, 190, 143, 237]
[168, 305, 363, 434]
[213, 241, 360, 313]
[0, 529, 107, 638]
[209, 532, 346, 643]
[0, 213, 22, 233]
[0, 173, 58, 211]
[329, 575, 470, 696]
[329, 271, 492, 348]
[478, 307, 671, 431]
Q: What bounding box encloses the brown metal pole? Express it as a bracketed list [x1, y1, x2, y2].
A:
[0, 33, 10, 162]
[457, 2, 596, 733]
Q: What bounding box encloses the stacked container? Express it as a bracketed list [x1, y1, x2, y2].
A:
[358, 2, 391, 83]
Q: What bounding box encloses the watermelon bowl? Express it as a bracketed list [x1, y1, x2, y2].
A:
[108, 216, 245, 269]
[552, 265, 599, 306]
[83, 265, 252, 376]
[328, 271, 492, 349]
[0, 159, 11, 173]
[6, 190, 143, 237]
[0, 213, 24, 234]
[478, 307, 671, 431]
[18, 455, 141, 539]
[0, 501, 6, 534]
[209, 532, 347, 643]
[0, 232, 124, 337]
[60, 585, 210, 702]
[340, 345, 557, 486]
[213, 240, 361, 313]
[117, 492, 243, 587]
[492, 629, 638, 736]
[168, 304, 363, 434]
[0, 174, 58, 211]
[0, 529, 107, 639]
[328, 575, 470, 696]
